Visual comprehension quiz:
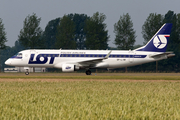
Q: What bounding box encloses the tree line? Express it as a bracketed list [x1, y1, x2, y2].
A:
[0, 10, 180, 72]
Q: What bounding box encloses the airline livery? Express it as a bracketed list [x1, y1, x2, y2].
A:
[5, 23, 175, 75]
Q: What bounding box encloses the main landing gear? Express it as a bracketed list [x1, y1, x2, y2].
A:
[25, 69, 29, 75]
[25, 72, 29, 75]
[86, 70, 91, 75]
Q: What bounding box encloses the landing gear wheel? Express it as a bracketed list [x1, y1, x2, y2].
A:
[25, 69, 29, 75]
[86, 70, 91, 75]
[25, 72, 29, 75]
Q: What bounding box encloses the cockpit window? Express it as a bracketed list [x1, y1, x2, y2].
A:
[12, 52, 23, 59]
[18, 53, 22, 57]
[15, 53, 22, 57]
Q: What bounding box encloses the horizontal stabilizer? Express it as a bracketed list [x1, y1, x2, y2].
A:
[150, 52, 175, 58]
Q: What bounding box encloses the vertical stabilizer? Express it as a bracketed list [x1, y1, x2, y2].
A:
[135, 23, 172, 52]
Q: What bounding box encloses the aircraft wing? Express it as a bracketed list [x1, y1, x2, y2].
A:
[79, 50, 111, 63]
[66, 50, 112, 67]
[150, 52, 175, 58]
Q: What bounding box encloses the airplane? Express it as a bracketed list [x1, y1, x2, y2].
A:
[5, 23, 175, 75]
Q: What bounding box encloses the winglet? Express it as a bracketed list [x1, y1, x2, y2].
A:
[104, 50, 112, 59]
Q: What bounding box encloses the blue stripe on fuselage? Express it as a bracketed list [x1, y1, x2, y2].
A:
[60, 54, 147, 58]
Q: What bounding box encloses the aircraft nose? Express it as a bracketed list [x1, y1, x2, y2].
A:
[5, 59, 12, 65]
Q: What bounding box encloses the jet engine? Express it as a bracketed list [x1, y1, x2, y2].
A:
[62, 64, 79, 72]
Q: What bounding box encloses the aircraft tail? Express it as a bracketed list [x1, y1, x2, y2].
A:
[135, 23, 173, 52]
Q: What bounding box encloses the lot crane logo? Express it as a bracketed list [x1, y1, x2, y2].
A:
[66, 66, 71, 69]
[153, 35, 169, 49]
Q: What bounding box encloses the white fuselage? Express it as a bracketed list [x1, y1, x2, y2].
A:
[5, 49, 166, 70]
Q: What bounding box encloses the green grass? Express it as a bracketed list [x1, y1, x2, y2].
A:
[1, 73, 180, 80]
[0, 75, 180, 80]
[0, 81, 180, 119]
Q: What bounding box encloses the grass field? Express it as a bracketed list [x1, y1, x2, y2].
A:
[0, 73, 180, 119]
[1, 72, 180, 80]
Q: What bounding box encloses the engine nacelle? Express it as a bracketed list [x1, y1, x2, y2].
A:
[62, 64, 79, 72]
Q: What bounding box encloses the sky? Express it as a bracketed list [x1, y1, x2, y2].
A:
[0, 0, 180, 48]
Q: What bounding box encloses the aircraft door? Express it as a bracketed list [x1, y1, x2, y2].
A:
[129, 50, 134, 63]
[23, 50, 31, 63]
